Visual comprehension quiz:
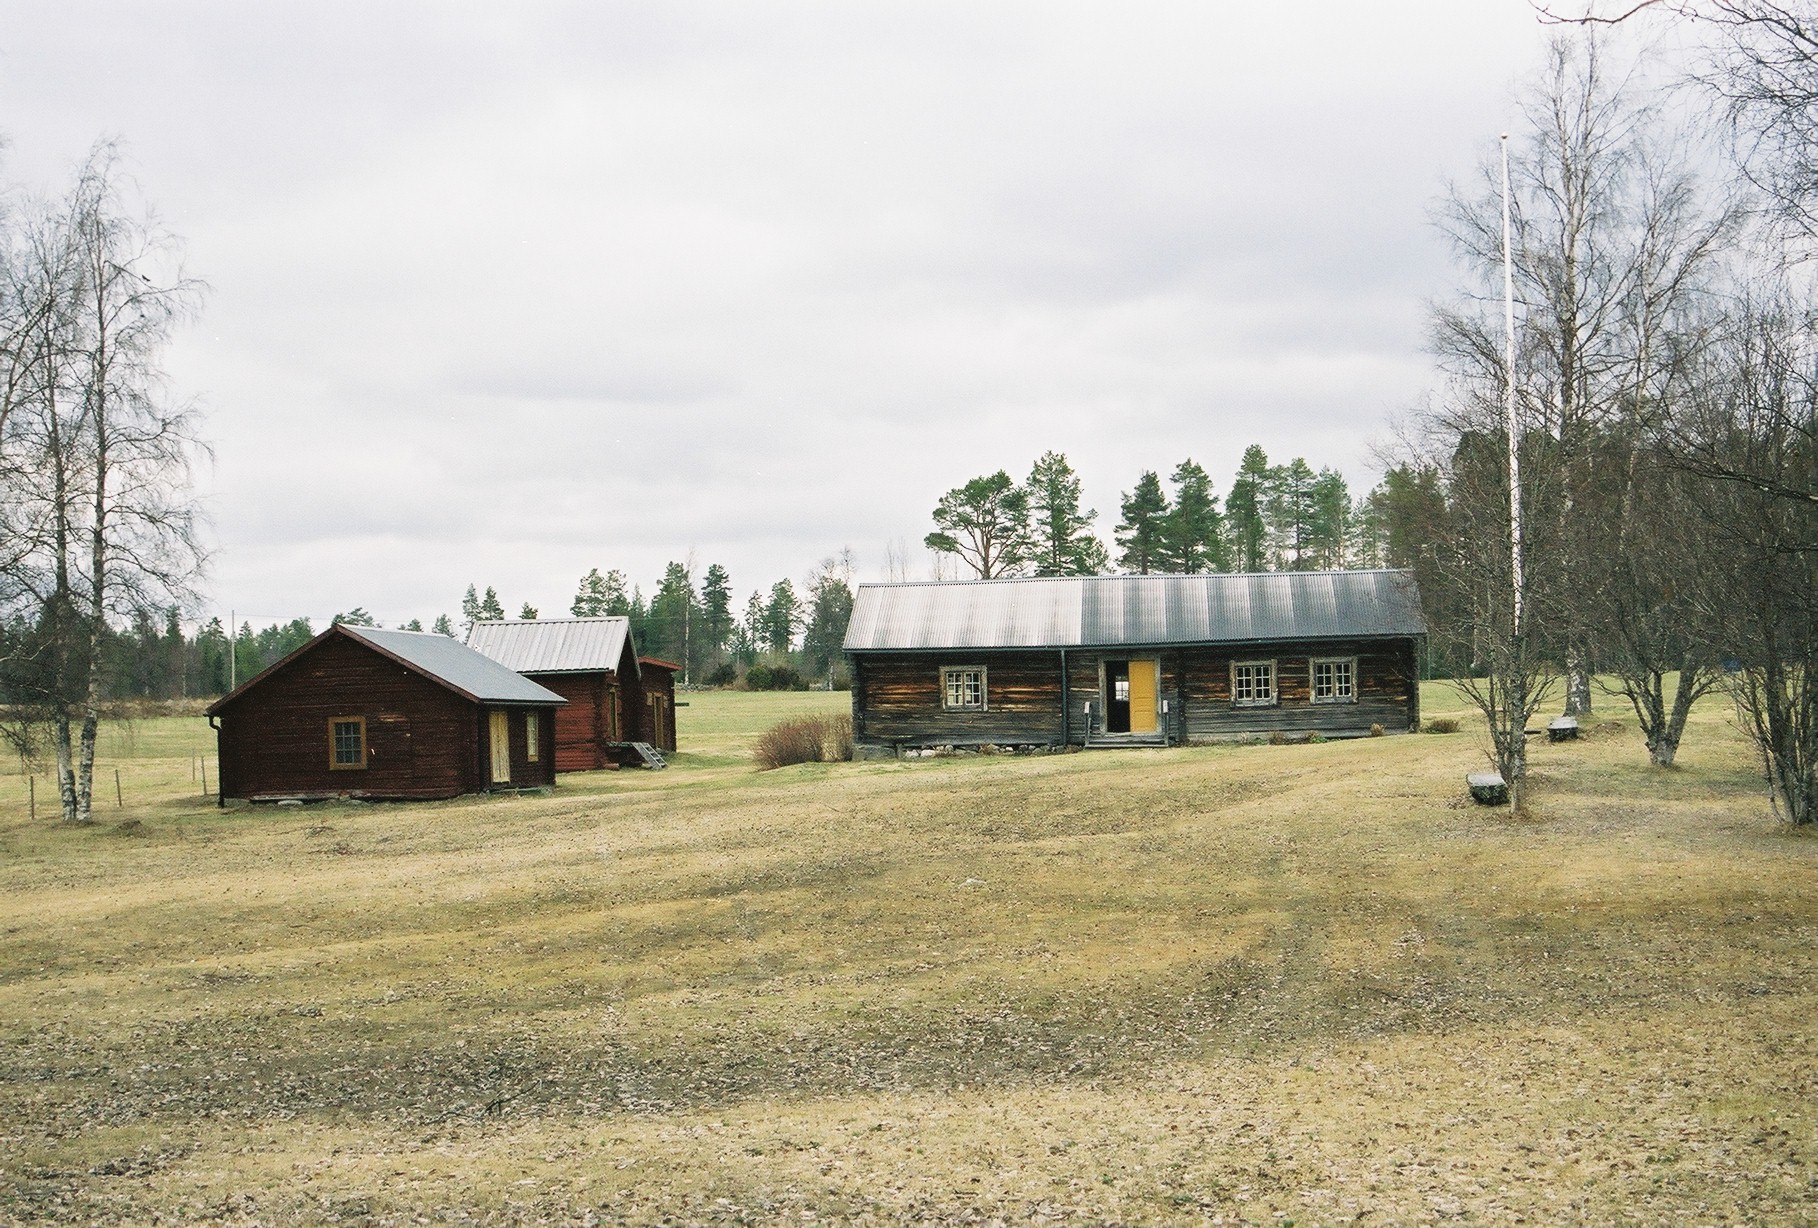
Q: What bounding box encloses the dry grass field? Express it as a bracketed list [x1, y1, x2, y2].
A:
[0, 684, 1812, 1226]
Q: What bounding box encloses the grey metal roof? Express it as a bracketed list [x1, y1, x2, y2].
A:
[843, 570, 1425, 651]
[342, 625, 567, 704]
[466, 617, 634, 675]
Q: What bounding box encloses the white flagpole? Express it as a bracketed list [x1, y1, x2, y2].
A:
[1500, 134, 1524, 638]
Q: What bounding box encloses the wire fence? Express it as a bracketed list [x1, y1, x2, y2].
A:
[11, 755, 217, 822]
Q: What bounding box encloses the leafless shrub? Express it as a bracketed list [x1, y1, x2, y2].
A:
[821, 713, 853, 762]
[1369, 723, 1386, 737]
[753, 714, 853, 770]
[1425, 718, 1462, 734]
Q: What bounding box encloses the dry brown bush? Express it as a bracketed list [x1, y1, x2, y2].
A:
[821, 713, 853, 762]
[753, 714, 852, 769]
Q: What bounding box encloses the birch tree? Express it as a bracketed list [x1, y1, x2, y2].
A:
[0, 144, 206, 823]
[1677, 288, 1817, 822]
[1436, 35, 1735, 722]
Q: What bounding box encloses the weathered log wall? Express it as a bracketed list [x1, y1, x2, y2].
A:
[850, 637, 1420, 751]
[854, 652, 1066, 745]
[533, 672, 624, 771]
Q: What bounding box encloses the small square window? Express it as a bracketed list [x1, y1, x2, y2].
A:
[329, 716, 366, 770]
[1232, 660, 1276, 707]
[942, 666, 986, 711]
[1312, 657, 1357, 703]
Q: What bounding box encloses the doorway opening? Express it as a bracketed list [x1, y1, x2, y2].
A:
[1102, 659, 1159, 736]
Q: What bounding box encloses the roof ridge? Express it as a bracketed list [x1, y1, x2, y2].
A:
[470, 616, 630, 626]
[854, 568, 1409, 589]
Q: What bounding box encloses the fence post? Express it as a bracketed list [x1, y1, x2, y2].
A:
[115, 767, 123, 809]
[201, 757, 208, 798]
[28, 775, 34, 822]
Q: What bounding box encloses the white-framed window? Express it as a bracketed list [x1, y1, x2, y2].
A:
[526, 711, 540, 761]
[941, 666, 987, 711]
[1232, 659, 1276, 706]
[1312, 656, 1357, 703]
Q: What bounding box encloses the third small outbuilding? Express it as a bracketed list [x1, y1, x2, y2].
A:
[467, 617, 677, 769]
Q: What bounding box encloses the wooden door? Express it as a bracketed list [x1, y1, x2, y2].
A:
[1128, 658, 1159, 734]
[488, 710, 510, 784]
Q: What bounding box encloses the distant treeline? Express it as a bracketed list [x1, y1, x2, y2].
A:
[924, 446, 1399, 581]
[0, 555, 859, 705]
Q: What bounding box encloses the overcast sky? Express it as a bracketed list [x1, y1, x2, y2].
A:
[3, 2, 1601, 629]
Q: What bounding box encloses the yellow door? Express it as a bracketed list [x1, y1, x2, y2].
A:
[1128, 659, 1159, 733]
[489, 710, 511, 784]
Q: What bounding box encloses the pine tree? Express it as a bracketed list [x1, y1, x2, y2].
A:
[1115, 471, 1171, 573]
[197, 617, 229, 695]
[1162, 459, 1225, 573]
[924, 471, 1030, 578]
[518, 603, 539, 620]
[571, 568, 610, 616]
[736, 591, 766, 665]
[460, 584, 481, 631]
[1306, 468, 1352, 568]
[478, 587, 505, 621]
[1227, 446, 1271, 572]
[762, 580, 801, 654]
[601, 570, 632, 616]
[802, 560, 856, 680]
[432, 614, 456, 638]
[1267, 458, 1317, 569]
[649, 562, 698, 674]
[626, 586, 649, 650]
[701, 564, 733, 668]
[1024, 451, 1107, 576]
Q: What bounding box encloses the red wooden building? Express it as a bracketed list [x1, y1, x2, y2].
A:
[466, 618, 678, 768]
[637, 657, 680, 755]
[206, 624, 565, 802]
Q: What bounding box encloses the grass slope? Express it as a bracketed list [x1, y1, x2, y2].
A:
[0, 685, 1811, 1226]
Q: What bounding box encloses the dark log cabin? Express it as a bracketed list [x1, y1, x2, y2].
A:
[207, 624, 564, 802]
[844, 570, 1425, 758]
[466, 618, 678, 767]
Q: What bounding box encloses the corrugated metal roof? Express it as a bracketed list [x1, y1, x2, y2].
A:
[843, 570, 1425, 651]
[466, 617, 633, 675]
[343, 625, 567, 704]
